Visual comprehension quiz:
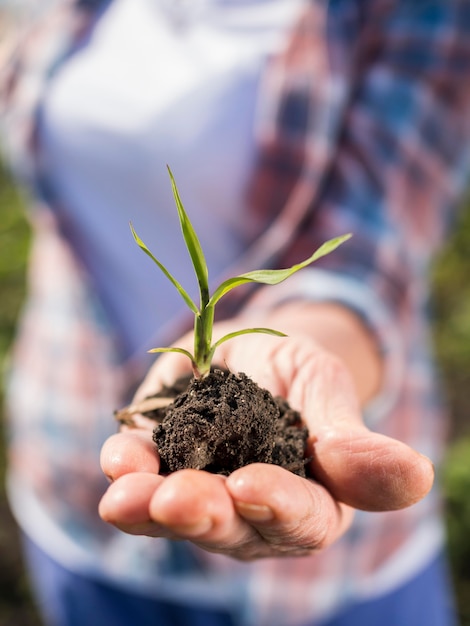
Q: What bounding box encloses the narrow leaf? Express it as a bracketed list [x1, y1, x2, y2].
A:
[167, 166, 210, 307]
[148, 346, 196, 362]
[211, 327, 287, 351]
[209, 233, 352, 306]
[130, 222, 198, 315]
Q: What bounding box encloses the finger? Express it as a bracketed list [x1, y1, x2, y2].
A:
[100, 432, 160, 481]
[148, 469, 264, 557]
[226, 463, 354, 553]
[99, 472, 170, 537]
[309, 429, 434, 511]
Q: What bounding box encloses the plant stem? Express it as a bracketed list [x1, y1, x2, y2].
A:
[193, 305, 215, 378]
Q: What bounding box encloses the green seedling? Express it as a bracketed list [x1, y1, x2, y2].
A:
[131, 166, 351, 379]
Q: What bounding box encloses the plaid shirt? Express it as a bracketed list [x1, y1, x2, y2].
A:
[2, 1, 470, 625]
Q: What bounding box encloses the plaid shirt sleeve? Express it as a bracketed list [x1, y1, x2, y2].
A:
[238, 0, 470, 420]
[0, 0, 108, 181]
[244, 0, 470, 303]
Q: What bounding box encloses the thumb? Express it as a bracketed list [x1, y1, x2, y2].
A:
[309, 427, 434, 512]
[292, 352, 435, 512]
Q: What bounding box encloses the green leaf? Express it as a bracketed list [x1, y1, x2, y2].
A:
[148, 346, 196, 361]
[211, 327, 287, 351]
[209, 233, 352, 306]
[167, 166, 210, 308]
[130, 222, 198, 315]
[134, 168, 352, 379]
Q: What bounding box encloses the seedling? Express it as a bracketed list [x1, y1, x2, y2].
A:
[131, 166, 351, 379]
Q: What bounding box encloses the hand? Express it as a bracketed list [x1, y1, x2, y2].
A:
[99, 305, 434, 560]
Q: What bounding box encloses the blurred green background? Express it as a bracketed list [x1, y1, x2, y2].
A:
[1, 159, 470, 625]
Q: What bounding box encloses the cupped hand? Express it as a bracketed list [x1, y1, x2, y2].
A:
[99, 310, 434, 560]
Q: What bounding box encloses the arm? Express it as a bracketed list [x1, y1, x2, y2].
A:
[98, 0, 470, 559]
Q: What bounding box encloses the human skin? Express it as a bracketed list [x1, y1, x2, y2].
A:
[99, 302, 434, 560]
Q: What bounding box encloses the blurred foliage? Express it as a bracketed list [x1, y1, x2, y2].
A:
[0, 161, 39, 626]
[1, 154, 470, 625]
[431, 196, 470, 625]
[431, 197, 470, 624]
[442, 437, 470, 625]
[432, 200, 470, 441]
[0, 168, 31, 355]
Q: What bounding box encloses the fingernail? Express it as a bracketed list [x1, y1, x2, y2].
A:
[419, 453, 435, 473]
[173, 516, 212, 537]
[419, 452, 434, 465]
[235, 501, 274, 522]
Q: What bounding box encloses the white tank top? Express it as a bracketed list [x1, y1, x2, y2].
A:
[39, 0, 308, 358]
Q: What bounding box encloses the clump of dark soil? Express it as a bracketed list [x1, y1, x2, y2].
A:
[143, 369, 310, 477]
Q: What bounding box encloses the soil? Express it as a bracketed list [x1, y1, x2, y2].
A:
[142, 368, 310, 477]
